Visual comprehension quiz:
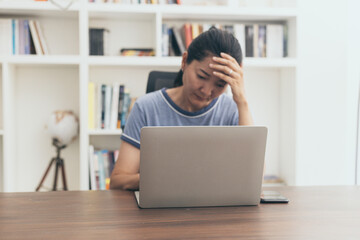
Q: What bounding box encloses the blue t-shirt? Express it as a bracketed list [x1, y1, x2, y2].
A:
[121, 88, 239, 148]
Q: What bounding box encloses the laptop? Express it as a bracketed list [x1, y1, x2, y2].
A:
[134, 126, 267, 208]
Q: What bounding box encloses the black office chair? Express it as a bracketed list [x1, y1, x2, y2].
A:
[146, 71, 178, 93]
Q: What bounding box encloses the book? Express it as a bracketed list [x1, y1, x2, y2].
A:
[19, 20, 25, 55]
[117, 85, 125, 129]
[0, 19, 12, 56]
[95, 83, 101, 129]
[191, 23, 200, 40]
[29, 20, 43, 55]
[234, 24, 245, 56]
[120, 89, 131, 129]
[96, 150, 106, 190]
[110, 83, 120, 129]
[162, 23, 169, 56]
[34, 20, 49, 55]
[120, 48, 155, 56]
[89, 28, 109, 56]
[93, 152, 100, 190]
[88, 82, 96, 129]
[101, 84, 106, 129]
[88, 145, 96, 190]
[266, 24, 284, 58]
[104, 84, 113, 129]
[183, 23, 192, 49]
[258, 25, 266, 57]
[23, 20, 31, 54]
[245, 25, 254, 57]
[169, 28, 182, 56]
[253, 24, 259, 57]
[172, 26, 186, 55]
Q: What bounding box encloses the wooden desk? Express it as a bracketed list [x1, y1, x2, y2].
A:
[0, 186, 359, 239]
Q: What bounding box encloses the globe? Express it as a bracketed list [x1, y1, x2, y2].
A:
[48, 110, 79, 146]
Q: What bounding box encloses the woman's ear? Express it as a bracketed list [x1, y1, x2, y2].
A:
[181, 51, 188, 71]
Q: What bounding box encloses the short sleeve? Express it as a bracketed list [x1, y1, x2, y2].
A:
[120, 101, 145, 149]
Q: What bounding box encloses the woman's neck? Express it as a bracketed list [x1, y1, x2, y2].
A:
[166, 87, 199, 112]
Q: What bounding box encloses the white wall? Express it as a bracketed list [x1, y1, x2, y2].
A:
[347, 0, 360, 185]
[296, 0, 359, 185]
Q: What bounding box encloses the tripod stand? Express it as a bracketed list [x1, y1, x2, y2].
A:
[36, 138, 68, 191]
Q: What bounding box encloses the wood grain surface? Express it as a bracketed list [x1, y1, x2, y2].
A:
[0, 186, 359, 239]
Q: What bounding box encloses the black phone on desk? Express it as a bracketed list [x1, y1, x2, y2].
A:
[260, 191, 289, 203]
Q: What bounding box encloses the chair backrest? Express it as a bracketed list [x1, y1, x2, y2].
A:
[146, 71, 178, 93]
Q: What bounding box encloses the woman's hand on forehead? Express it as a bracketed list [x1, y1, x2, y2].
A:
[209, 52, 246, 103]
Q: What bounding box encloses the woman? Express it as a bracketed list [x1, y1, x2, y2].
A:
[110, 27, 253, 190]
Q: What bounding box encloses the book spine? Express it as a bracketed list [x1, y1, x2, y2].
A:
[117, 85, 125, 129]
[253, 24, 259, 57]
[101, 84, 106, 129]
[12, 19, 16, 55]
[96, 151, 106, 190]
[183, 23, 192, 49]
[35, 20, 48, 55]
[24, 20, 31, 54]
[110, 83, 120, 129]
[88, 82, 95, 129]
[29, 20, 43, 55]
[245, 25, 254, 57]
[162, 23, 169, 57]
[88, 145, 96, 190]
[19, 20, 25, 55]
[104, 84, 113, 129]
[120, 89, 131, 129]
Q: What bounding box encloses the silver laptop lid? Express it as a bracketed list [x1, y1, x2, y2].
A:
[138, 126, 267, 208]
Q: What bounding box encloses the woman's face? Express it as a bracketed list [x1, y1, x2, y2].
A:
[181, 54, 228, 111]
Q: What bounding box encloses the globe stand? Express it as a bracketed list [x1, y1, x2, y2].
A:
[36, 138, 68, 191]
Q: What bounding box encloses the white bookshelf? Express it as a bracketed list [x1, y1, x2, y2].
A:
[0, 0, 298, 192]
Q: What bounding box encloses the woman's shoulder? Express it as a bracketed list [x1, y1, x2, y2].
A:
[135, 89, 164, 106]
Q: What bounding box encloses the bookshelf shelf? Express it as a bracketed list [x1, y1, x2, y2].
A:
[1, 55, 81, 65]
[87, 56, 297, 68]
[87, 4, 297, 21]
[88, 56, 181, 67]
[0, 1, 80, 17]
[88, 129, 123, 136]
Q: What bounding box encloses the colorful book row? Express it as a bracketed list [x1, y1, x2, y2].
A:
[0, 19, 48, 56]
[88, 82, 136, 130]
[88, 0, 181, 4]
[88, 145, 119, 190]
[162, 23, 287, 58]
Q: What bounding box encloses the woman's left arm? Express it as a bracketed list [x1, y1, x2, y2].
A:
[210, 52, 253, 125]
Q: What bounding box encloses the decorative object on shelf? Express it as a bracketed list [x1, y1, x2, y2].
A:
[36, 110, 79, 191]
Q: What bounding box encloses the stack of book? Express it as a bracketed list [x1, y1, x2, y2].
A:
[162, 23, 287, 58]
[88, 145, 119, 190]
[89, 28, 109, 56]
[88, 82, 137, 131]
[88, 0, 181, 4]
[0, 19, 48, 56]
[120, 48, 155, 56]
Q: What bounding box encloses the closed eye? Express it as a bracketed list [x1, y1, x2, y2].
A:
[197, 74, 207, 80]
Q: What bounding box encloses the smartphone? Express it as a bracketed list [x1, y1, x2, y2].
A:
[260, 191, 289, 203]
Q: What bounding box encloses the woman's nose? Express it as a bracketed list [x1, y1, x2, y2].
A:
[200, 83, 213, 97]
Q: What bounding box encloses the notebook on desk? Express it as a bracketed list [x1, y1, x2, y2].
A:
[134, 126, 268, 208]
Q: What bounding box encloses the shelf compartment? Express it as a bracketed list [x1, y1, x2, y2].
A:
[7, 64, 80, 192]
[0, 1, 79, 18]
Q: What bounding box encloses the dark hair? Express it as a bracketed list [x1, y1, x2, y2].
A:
[174, 27, 243, 87]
